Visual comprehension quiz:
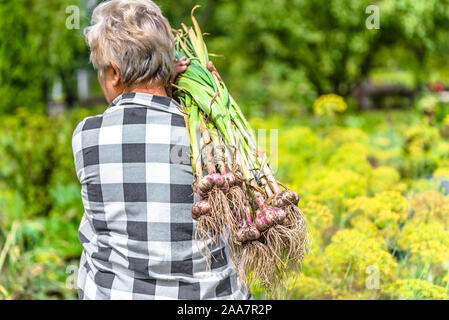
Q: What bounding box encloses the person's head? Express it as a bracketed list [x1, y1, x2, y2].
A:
[84, 0, 174, 103]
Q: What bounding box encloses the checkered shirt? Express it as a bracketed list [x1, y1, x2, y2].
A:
[72, 92, 250, 300]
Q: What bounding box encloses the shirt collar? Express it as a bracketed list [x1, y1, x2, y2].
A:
[107, 92, 183, 116]
[108, 92, 175, 108]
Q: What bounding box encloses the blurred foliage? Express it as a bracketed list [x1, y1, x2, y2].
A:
[0, 105, 103, 299]
[0, 0, 87, 113]
[201, 0, 449, 115]
[2, 0, 449, 115]
[2, 93, 448, 299]
[0, 107, 93, 217]
[249, 96, 449, 300]
[2, 0, 449, 300]
[313, 94, 347, 117]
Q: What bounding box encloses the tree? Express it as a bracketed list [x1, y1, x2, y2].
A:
[198, 0, 449, 114]
[3, 0, 449, 115]
[0, 0, 87, 114]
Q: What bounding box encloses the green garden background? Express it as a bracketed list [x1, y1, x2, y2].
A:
[1, 0, 449, 299]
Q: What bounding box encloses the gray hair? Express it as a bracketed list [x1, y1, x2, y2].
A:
[84, 0, 174, 86]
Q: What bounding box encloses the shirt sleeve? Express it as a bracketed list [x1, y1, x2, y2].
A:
[72, 118, 87, 183]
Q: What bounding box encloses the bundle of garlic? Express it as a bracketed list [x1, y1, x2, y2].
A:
[173, 7, 310, 288]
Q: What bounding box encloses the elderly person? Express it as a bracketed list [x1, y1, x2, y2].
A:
[72, 0, 251, 300]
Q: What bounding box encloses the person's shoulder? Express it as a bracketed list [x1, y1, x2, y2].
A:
[72, 114, 104, 138]
[71, 113, 105, 155]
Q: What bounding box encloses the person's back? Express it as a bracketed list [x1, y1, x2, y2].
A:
[73, 92, 249, 299]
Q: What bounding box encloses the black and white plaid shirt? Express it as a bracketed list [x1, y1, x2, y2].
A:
[72, 92, 250, 300]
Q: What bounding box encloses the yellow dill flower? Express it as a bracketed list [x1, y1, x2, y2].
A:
[410, 178, 442, 193]
[403, 125, 440, 156]
[374, 137, 392, 148]
[416, 95, 439, 114]
[434, 140, 449, 159]
[304, 168, 368, 210]
[302, 201, 334, 232]
[409, 191, 449, 227]
[442, 272, 449, 284]
[369, 166, 406, 194]
[367, 145, 402, 165]
[418, 94, 438, 113]
[324, 229, 397, 289]
[349, 216, 383, 240]
[387, 279, 448, 300]
[343, 195, 371, 220]
[313, 94, 347, 117]
[34, 252, 62, 266]
[434, 167, 449, 179]
[443, 114, 449, 127]
[344, 191, 409, 239]
[301, 201, 334, 249]
[373, 191, 410, 220]
[327, 142, 372, 176]
[398, 220, 449, 266]
[278, 126, 321, 183]
[301, 251, 329, 276]
[321, 126, 369, 151]
[283, 273, 334, 300]
[249, 117, 282, 130]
